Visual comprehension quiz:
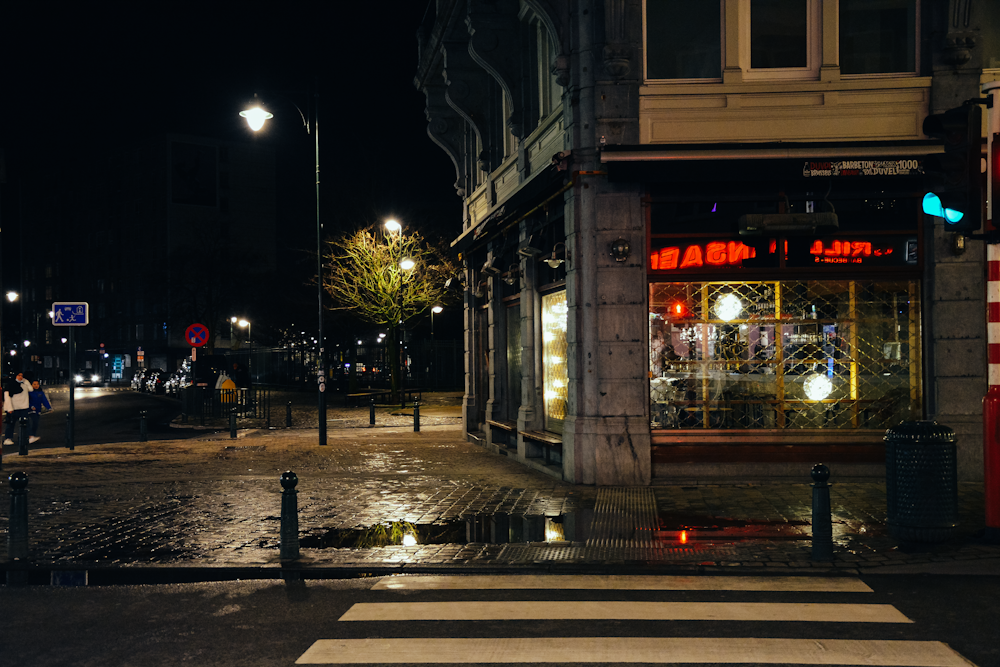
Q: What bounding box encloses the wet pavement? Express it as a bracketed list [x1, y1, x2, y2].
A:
[2, 391, 999, 582]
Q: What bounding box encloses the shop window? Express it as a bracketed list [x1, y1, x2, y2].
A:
[649, 280, 921, 430]
[839, 0, 916, 75]
[645, 0, 722, 80]
[541, 290, 568, 433]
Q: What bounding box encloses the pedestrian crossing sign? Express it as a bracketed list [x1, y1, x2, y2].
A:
[52, 302, 89, 326]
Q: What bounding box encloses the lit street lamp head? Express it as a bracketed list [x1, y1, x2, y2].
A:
[399, 257, 416, 271]
[240, 104, 273, 131]
[384, 219, 402, 234]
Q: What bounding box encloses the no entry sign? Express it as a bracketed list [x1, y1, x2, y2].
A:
[185, 323, 210, 347]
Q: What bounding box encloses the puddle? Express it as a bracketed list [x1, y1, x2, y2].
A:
[655, 510, 811, 542]
[297, 509, 820, 549]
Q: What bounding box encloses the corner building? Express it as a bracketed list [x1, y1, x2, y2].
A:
[416, 0, 1000, 484]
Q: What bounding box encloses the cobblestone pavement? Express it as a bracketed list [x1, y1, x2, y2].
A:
[1, 391, 998, 578]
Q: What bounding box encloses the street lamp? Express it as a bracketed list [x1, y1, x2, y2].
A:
[241, 87, 327, 445]
[238, 318, 252, 381]
[5, 291, 19, 374]
[431, 305, 443, 338]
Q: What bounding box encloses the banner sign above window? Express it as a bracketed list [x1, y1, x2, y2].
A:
[649, 236, 919, 273]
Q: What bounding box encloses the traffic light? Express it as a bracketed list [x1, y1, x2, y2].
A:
[922, 103, 983, 233]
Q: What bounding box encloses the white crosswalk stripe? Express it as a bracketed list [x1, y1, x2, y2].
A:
[295, 575, 978, 666]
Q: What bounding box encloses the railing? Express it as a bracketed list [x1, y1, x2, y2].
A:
[179, 387, 271, 426]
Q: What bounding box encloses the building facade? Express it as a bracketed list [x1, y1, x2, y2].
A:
[416, 0, 1000, 484]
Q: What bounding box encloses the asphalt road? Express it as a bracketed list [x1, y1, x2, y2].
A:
[0, 573, 995, 666]
[1, 388, 210, 453]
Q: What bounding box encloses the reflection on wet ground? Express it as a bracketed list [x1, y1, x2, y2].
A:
[296, 509, 868, 550]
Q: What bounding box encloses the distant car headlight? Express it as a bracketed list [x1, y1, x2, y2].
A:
[74, 374, 84, 384]
[90, 374, 99, 383]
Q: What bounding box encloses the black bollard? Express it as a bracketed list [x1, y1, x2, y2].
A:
[18, 417, 29, 455]
[413, 400, 420, 432]
[66, 413, 74, 451]
[139, 410, 148, 442]
[370, 399, 376, 426]
[286, 401, 292, 428]
[8, 471, 29, 561]
[230, 407, 237, 439]
[811, 463, 833, 561]
[279, 471, 300, 560]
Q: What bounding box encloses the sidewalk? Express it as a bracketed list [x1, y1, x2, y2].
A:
[2, 392, 999, 582]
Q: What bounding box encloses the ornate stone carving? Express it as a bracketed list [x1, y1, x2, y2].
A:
[467, 0, 526, 138]
[603, 45, 631, 79]
[423, 79, 469, 198]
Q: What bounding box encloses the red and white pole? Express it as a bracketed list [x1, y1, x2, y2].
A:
[982, 81, 1000, 542]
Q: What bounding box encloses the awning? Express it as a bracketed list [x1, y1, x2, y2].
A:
[451, 164, 569, 255]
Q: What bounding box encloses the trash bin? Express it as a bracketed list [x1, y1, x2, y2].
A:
[884, 420, 958, 543]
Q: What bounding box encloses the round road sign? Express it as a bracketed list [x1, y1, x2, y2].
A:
[185, 323, 210, 347]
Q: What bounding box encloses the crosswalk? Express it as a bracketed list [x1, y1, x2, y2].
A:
[295, 575, 977, 666]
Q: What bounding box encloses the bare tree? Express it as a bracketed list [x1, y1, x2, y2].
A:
[322, 226, 457, 399]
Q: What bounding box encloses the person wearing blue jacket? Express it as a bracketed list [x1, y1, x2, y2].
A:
[28, 380, 52, 444]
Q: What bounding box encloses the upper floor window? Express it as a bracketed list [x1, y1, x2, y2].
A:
[744, 0, 820, 80]
[839, 0, 916, 75]
[750, 0, 807, 68]
[645, 0, 722, 80]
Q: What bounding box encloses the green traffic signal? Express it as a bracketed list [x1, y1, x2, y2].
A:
[922, 103, 982, 233]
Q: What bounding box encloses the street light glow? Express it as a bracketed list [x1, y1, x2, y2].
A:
[239, 105, 273, 131]
[384, 219, 401, 234]
[400, 257, 416, 271]
[432, 305, 443, 314]
[6, 291, 18, 303]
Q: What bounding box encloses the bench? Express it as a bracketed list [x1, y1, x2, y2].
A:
[487, 419, 518, 450]
[345, 388, 423, 407]
[520, 429, 562, 466]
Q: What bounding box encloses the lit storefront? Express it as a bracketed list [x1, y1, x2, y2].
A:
[644, 166, 924, 463]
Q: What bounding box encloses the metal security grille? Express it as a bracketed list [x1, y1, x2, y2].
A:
[649, 280, 921, 430]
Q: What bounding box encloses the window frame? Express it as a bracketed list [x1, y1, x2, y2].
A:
[643, 0, 725, 84]
[741, 0, 822, 81]
[838, 0, 920, 79]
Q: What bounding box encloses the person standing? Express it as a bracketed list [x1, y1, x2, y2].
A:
[3, 372, 33, 445]
[28, 380, 52, 444]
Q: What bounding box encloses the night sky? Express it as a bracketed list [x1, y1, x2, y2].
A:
[0, 3, 461, 290]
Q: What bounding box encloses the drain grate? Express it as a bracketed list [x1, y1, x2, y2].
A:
[587, 487, 659, 548]
[499, 544, 736, 562]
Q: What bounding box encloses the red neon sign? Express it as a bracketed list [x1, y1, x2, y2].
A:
[809, 239, 893, 264]
[650, 241, 756, 271]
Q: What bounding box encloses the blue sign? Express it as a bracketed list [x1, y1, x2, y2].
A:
[52, 302, 89, 326]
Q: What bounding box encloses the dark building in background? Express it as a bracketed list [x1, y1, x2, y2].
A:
[416, 0, 1000, 485]
[16, 135, 276, 384]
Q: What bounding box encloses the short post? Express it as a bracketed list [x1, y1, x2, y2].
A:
[286, 401, 292, 428]
[18, 417, 29, 455]
[280, 471, 300, 560]
[413, 400, 420, 432]
[139, 410, 148, 442]
[66, 413, 73, 450]
[8, 471, 30, 562]
[370, 399, 376, 426]
[229, 407, 237, 439]
[811, 463, 833, 561]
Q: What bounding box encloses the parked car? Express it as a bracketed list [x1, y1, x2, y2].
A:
[74, 371, 100, 387]
[165, 360, 191, 396]
[143, 369, 167, 394]
[131, 368, 149, 391]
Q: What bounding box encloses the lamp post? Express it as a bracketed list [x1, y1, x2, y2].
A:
[6, 291, 18, 375]
[238, 318, 252, 382]
[241, 89, 327, 445]
[430, 305, 443, 390]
